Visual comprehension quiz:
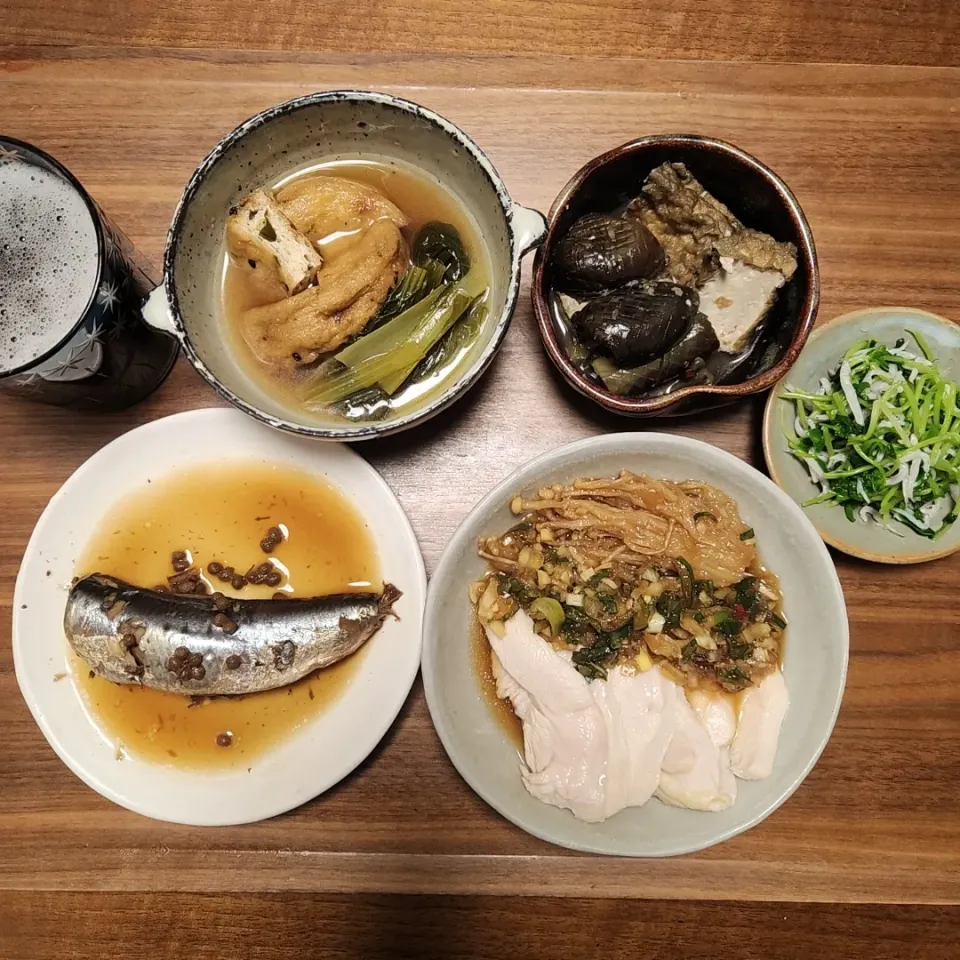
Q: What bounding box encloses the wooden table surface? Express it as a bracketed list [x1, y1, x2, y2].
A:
[2, 5, 960, 957]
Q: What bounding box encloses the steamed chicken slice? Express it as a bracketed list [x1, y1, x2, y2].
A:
[489, 626, 611, 822]
[487, 612, 677, 823]
[486, 613, 787, 822]
[594, 664, 679, 815]
[240, 219, 408, 366]
[657, 692, 736, 812]
[730, 669, 789, 780]
[277, 175, 410, 250]
[686, 689, 738, 808]
[225, 190, 323, 303]
[688, 688, 738, 747]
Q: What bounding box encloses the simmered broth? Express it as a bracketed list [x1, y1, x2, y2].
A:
[72, 461, 379, 769]
[222, 158, 493, 423]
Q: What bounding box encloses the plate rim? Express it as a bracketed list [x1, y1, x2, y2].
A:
[12, 406, 427, 825]
[421, 431, 849, 857]
[762, 305, 960, 565]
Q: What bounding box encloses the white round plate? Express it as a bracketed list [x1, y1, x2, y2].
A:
[13, 407, 425, 825]
[422, 433, 849, 856]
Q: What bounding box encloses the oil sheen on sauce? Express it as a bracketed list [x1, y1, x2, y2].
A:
[71, 461, 379, 770]
[221, 158, 493, 421]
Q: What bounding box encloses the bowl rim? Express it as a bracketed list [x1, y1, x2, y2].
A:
[422, 432, 849, 856]
[762, 304, 960, 564]
[160, 89, 532, 441]
[532, 134, 821, 416]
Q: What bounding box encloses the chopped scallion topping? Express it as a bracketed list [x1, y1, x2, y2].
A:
[780, 334, 960, 539]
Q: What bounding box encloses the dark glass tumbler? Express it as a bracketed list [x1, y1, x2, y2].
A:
[0, 136, 178, 410]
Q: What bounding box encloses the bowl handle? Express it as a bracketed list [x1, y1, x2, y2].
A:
[141, 284, 182, 340]
[510, 204, 548, 258]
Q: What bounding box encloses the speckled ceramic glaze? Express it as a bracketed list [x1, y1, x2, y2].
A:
[533, 135, 819, 417]
[763, 306, 960, 563]
[422, 434, 848, 856]
[143, 91, 547, 440]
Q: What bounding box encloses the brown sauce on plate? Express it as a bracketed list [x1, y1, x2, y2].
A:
[71, 461, 378, 770]
[469, 614, 523, 755]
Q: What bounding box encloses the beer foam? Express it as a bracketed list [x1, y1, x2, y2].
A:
[0, 159, 100, 374]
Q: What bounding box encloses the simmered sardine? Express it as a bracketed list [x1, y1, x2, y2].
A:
[65, 574, 401, 695]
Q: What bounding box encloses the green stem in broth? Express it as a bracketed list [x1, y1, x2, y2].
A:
[408, 298, 488, 386]
[380, 290, 479, 394]
[336, 285, 448, 370]
[364, 259, 447, 334]
[304, 281, 476, 406]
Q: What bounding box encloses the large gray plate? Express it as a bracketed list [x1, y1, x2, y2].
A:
[422, 433, 849, 856]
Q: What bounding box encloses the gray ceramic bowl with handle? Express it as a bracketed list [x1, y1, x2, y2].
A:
[143, 90, 547, 440]
[422, 433, 849, 856]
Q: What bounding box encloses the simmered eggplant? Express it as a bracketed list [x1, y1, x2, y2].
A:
[592, 313, 720, 396]
[556, 212, 664, 290]
[550, 160, 798, 402]
[573, 282, 698, 366]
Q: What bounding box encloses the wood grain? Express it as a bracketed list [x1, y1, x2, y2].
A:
[1, 49, 960, 919]
[0, 0, 958, 67]
[4, 893, 960, 960]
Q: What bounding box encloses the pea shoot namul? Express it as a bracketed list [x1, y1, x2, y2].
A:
[780, 331, 960, 538]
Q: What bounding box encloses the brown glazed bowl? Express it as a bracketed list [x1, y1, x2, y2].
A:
[532, 135, 820, 417]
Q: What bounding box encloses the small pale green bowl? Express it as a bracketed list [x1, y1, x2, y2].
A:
[763, 306, 960, 564]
